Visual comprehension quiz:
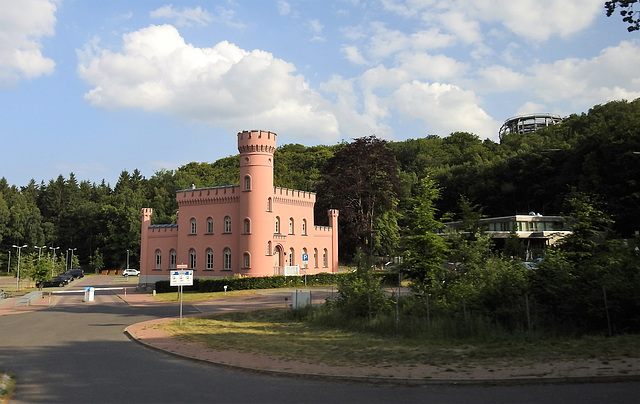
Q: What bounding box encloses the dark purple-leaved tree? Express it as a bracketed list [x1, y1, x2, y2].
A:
[315, 136, 403, 262]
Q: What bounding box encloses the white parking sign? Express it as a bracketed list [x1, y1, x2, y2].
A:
[170, 270, 193, 286]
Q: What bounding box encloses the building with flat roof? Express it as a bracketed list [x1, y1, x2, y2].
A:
[139, 130, 339, 287]
[440, 213, 571, 260]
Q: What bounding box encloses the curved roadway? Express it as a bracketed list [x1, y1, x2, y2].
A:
[0, 276, 638, 403]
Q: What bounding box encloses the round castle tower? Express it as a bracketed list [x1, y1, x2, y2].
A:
[237, 130, 277, 275]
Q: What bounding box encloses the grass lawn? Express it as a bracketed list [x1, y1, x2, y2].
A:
[153, 289, 260, 303]
[160, 307, 640, 367]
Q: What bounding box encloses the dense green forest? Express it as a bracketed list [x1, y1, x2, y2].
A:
[1, 98, 639, 274]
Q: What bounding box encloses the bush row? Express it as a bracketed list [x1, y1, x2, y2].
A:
[154, 271, 400, 294]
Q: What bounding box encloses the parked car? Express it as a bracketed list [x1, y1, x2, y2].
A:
[57, 273, 74, 283]
[36, 276, 69, 288]
[122, 268, 140, 277]
[65, 268, 85, 279]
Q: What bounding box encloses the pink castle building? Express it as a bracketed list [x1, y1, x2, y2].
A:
[139, 130, 339, 286]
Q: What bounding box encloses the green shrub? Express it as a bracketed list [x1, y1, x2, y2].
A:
[154, 272, 351, 294]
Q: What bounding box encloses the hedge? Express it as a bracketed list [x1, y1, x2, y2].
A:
[154, 271, 399, 293]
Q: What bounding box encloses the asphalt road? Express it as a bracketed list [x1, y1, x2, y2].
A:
[1, 278, 639, 403]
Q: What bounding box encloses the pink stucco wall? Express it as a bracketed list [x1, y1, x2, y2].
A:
[140, 130, 339, 285]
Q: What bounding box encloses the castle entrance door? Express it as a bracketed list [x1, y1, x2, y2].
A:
[273, 245, 282, 268]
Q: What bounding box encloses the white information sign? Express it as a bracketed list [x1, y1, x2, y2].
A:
[170, 270, 193, 286]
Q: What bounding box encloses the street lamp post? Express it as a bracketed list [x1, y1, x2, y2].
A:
[33, 245, 47, 261]
[49, 246, 60, 277]
[12, 244, 27, 292]
[68, 248, 77, 270]
[6, 251, 10, 274]
[127, 250, 130, 269]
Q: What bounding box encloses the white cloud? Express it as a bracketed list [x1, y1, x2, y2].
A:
[277, 0, 291, 16]
[384, 0, 603, 42]
[516, 102, 549, 116]
[393, 80, 500, 140]
[475, 65, 525, 92]
[341, 45, 368, 65]
[77, 24, 339, 142]
[308, 19, 326, 42]
[490, 0, 603, 41]
[365, 22, 454, 60]
[150, 4, 244, 28]
[0, 0, 57, 86]
[150, 5, 212, 27]
[528, 40, 640, 108]
[437, 11, 481, 44]
[320, 75, 394, 138]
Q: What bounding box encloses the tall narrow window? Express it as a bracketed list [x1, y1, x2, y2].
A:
[224, 248, 232, 270]
[267, 197, 272, 212]
[267, 241, 272, 255]
[244, 218, 251, 234]
[322, 249, 328, 267]
[155, 249, 162, 270]
[206, 248, 214, 270]
[243, 253, 250, 268]
[289, 247, 295, 265]
[275, 217, 280, 233]
[314, 248, 318, 268]
[302, 219, 307, 235]
[224, 216, 232, 233]
[170, 249, 176, 269]
[190, 218, 197, 234]
[189, 248, 196, 269]
[244, 175, 251, 191]
[289, 218, 294, 234]
[207, 217, 214, 234]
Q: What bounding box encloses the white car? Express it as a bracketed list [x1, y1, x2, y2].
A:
[122, 268, 140, 277]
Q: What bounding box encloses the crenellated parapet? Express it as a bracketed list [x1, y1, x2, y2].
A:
[272, 187, 316, 207]
[237, 130, 277, 154]
[177, 185, 240, 207]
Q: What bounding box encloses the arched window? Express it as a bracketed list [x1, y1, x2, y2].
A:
[243, 252, 250, 268]
[302, 219, 307, 235]
[267, 197, 272, 212]
[190, 218, 197, 234]
[223, 248, 232, 270]
[170, 249, 176, 269]
[207, 217, 214, 234]
[314, 248, 318, 268]
[275, 217, 280, 234]
[189, 248, 196, 269]
[289, 247, 295, 265]
[244, 218, 251, 234]
[244, 175, 251, 191]
[224, 216, 232, 233]
[155, 249, 162, 270]
[322, 249, 328, 267]
[289, 218, 294, 234]
[267, 241, 272, 255]
[206, 248, 214, 270]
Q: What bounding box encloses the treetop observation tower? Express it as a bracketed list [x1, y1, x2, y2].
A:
[499, 113, 564, 141]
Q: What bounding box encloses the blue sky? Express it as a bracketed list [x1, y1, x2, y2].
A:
[1, 0, 639, 187]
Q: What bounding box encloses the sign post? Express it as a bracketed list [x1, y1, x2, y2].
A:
[302, 254, 309, 286]
[171, 265, 193, 325]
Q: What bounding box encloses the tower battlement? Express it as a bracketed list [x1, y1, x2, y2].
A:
[237, 130, 277, 154]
